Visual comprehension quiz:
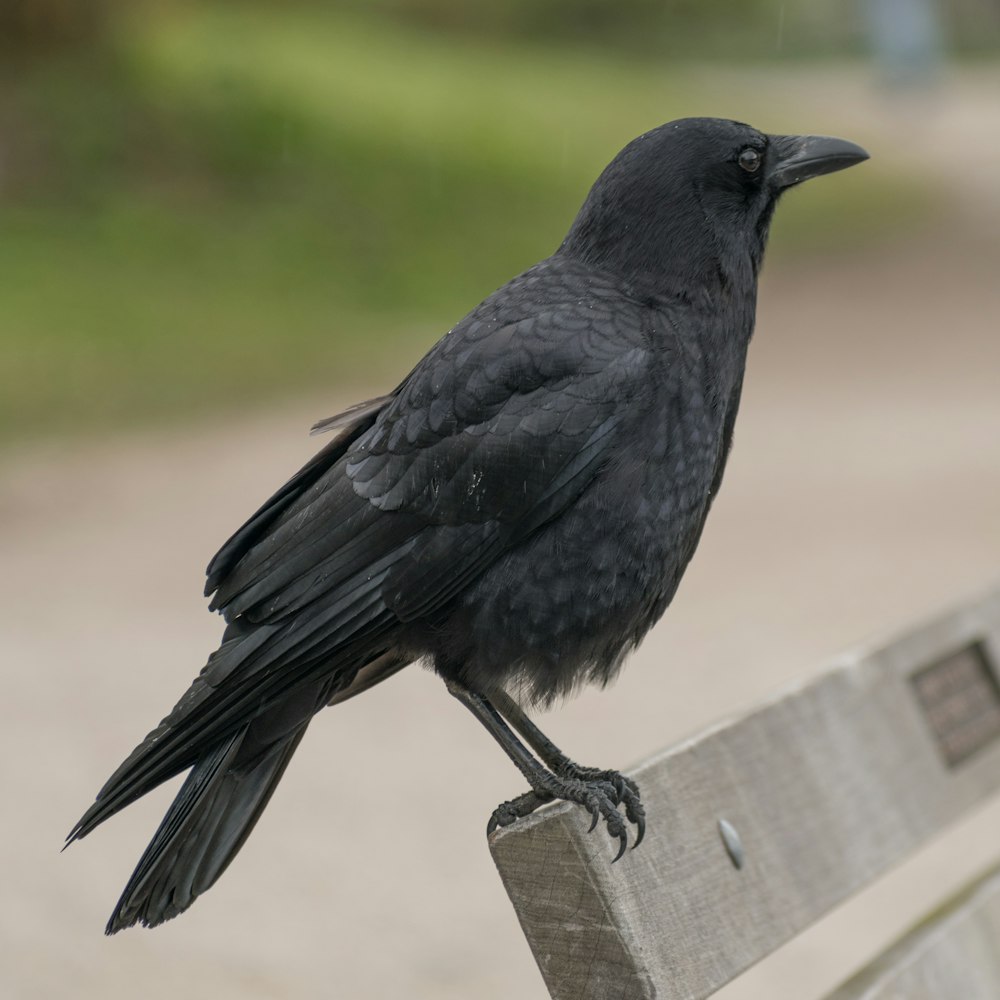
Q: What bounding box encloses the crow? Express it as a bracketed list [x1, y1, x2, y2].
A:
[69, 118, 867, 932]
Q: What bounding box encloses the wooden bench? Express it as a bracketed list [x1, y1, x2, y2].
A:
[489, 584, 1000, 999]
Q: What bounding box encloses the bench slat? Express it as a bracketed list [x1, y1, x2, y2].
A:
[825, 861, 1000, 999]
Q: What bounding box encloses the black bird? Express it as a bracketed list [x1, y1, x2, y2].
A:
[69, 118, 867, 932]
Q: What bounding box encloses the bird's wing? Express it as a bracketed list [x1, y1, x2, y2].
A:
[346, 292, 652, 622]
[210, 280, 651, 631]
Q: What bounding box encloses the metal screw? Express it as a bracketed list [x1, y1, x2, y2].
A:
[718, 818, 744, 869]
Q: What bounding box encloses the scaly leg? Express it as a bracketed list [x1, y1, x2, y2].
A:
[446, 679, 638, 860]
[491, 689, 645, 848]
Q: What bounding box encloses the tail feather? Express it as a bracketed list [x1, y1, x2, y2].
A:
[105, 725, 307, 934]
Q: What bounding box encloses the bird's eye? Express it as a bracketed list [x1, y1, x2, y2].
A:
[738, 148, 761, 173]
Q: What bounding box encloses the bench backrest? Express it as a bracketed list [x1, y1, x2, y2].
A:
[489, 585, 1000, 1000]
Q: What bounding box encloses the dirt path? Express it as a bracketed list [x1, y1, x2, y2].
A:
[4, 76, 1000, 1000]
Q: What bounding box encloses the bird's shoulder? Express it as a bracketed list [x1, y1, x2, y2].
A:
[344, 257, 656, 519]
[362, 257, 653, 447]
[441, 255, 651, 369]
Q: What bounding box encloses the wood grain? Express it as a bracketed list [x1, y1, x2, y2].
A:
[826, 862, 1000, 999]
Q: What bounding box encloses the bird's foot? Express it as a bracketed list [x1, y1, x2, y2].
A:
[488, 769, 641, 862]
[553, 764, 645, 847]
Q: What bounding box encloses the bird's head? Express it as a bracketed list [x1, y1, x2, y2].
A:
[560, 117, 868, 298]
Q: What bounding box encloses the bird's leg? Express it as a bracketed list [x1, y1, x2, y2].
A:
[491, 690, 645, 847]
[445, 679, 632, 860]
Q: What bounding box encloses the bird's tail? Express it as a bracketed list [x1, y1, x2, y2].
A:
[104, 723, 307, 934]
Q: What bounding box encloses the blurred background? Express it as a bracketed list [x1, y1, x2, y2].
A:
[2, 1, 999, 998]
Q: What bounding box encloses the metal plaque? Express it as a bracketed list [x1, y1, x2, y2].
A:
[911, 641, 1000, 768]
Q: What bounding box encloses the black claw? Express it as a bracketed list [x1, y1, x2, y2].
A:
[611, 831, 629, 863]
[605, 809, 629, 862]
[631, 811, 646, 849]
[619, 785, 646, 849]
[487, 806, 511, 835]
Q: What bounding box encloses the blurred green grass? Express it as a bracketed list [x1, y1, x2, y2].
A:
[0, 4, 929, 443]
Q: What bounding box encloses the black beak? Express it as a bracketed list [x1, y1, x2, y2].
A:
[767, 134, 869, 190]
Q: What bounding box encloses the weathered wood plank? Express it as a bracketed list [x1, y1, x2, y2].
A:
[489, 585, 1000, 1000]
[825, 862, 1000, 999]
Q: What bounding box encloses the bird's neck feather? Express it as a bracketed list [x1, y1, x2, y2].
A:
[559, 181, 770, 308]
